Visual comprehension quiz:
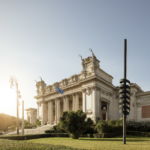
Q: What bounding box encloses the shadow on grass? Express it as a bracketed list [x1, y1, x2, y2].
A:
[79, 138, 150, 142]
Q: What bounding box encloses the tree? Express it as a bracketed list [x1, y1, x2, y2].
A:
[59, 110, 87, 139]
[0, 114, 17, 133]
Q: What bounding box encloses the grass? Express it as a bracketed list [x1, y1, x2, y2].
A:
[0, 137, 150, 150]
[0, 139, 83, 150]
[29, 137, 150, 150]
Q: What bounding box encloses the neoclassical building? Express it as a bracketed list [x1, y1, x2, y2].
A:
[35, 54, 150, 125]
[26, 108, 37, 125]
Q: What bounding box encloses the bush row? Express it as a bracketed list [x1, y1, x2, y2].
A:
[95, 120, 122, 134]
[45, 119, 150, 138]
[127, 131, 150, 137]
[127, 121, 150, 132]
[45, 120, 123, 138]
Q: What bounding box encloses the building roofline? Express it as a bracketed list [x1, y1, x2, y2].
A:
[130, 83, 143, 92]
[35, 74, 115, 99]
[137, 91, 150, 96]
[99, 68, 113, 79]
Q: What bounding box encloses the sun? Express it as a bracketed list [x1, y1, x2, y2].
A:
[0, 83, 17, 117]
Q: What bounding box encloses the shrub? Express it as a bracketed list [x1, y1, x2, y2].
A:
[95, 120, 109, 133]
[127, 121, 150, 132]
[83, 118, 96, 135]
[59, 110, 87, 139]
[45, 117, 95, 137]
[95, 120, 122, 135]
[36, 119, 41, 127]
[45, 125, 66, 134]
[24, 121, 36, 129]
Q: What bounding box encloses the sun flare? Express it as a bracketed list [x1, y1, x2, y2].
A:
[0, 83, 17, 117]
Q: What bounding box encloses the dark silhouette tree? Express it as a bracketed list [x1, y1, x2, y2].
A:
[59, 110, 87, 139]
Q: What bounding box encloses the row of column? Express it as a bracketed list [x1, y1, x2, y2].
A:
[39, 87, 110, 125]
[41, 92, 82, 125]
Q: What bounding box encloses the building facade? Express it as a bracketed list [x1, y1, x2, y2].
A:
[26, 108, 37, 125]
[35, 54, 150, 125]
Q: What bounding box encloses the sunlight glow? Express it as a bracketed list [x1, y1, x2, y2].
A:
[0, 83, 17, 117]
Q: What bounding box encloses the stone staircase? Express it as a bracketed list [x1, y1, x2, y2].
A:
[6, 124, 53, 135]
[24, 124, 52, 135]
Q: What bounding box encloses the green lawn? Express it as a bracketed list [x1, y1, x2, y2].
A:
[29, 137, 150, 150]
[0, 137, 150, 150]
[0, 139, 82, 150]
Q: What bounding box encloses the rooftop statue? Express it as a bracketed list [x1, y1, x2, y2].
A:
[79, 54, 86, 72]
[89, 48, 96, 58]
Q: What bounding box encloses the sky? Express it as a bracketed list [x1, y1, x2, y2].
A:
[0, 0, 150, 117]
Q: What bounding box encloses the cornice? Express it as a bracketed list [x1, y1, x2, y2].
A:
[136, 91, 150, 97]
[99, 68, 113, 79]
[35, 74, 116, 100]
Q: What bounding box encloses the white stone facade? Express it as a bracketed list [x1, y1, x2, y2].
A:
[26, 108, 37, 125]
[35, 55, 150, 125]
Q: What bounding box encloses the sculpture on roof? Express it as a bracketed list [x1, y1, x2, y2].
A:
[79, 54, 83, 61]
[40, 76, 44, 82]
[35, 76, 46, 95]
[79, 54, 86, 72]
[89, 48, 96, 58]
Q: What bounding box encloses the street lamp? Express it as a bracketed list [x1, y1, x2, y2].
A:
[10, 77, 21, 135]
[22, 100, 24, 136]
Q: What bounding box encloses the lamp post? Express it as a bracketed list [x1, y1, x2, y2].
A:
[119, 39, 131, 144]
[22, 100, 24, 136]
[10, 77, 21, 135]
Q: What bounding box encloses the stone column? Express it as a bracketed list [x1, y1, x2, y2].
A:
[82, 89, 86, 112]
[47, 102, 50, 124]
[54, 100, 57, 124]
[37, 102, 40, 120]
[63, 96, 69, 111]
[99, 92, 102, 120]
[106, 103, 109, 121]
[60, 99, 63, 117]
[41, 102, 48, 125]
[56, 99, 61, 123]
[73, 94, 76, 111]
[92, 87, 98, 122]
[75, 93, 79, 111]
[48, 101, 53, 124]
[96, 88, 101, 120]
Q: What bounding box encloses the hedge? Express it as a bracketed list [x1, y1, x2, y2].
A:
[127, 121, 150, 132]
[0, 133, 69, 140]
[127, 131, 150, 137]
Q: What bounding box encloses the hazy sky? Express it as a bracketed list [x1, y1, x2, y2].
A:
[0, 0, 150, 117]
